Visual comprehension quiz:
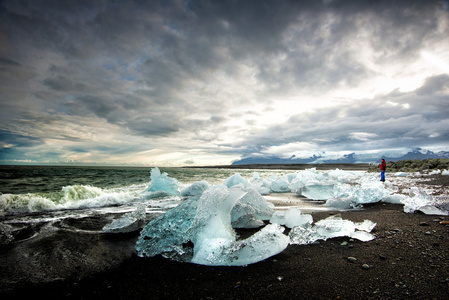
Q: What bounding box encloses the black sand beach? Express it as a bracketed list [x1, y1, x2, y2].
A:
[1, 173, 449, 299]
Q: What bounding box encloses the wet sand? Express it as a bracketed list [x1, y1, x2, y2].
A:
[1, 174, 449, 299]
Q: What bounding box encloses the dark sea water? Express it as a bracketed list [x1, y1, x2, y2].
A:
[0, 165, 153, 194]
[0, 165, 288, 217]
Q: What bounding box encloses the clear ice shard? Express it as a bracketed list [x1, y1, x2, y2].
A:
[270, 177, 291, 193]
[231, 188, 274, 228]
[191, 223, 289, 266]
[401, 187, 448, 216]
[102, 204, 147, 233]
[270, 208, 313, 228]
[136, 195, 199, 261]
[224, 173, 250, 188]
[142, 167, 180, 198]
[136, 184, 288, 266]
[289, 215, 376, 245]
[299, 183, 334, 200]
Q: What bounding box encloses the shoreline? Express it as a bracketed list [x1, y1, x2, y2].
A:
[1, 203, 449, 299]
[1, 174, 449, 299]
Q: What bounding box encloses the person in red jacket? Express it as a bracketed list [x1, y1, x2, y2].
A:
[380, 159, 386, 182]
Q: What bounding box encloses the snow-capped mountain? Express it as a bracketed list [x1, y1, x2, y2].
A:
[231, 148, 449, 165]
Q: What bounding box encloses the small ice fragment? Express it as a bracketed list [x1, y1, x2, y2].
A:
[144, 167, 180, 196]
[299, 183, 334, 200]
[224, 173, 250, 188]
[102, 204, 147, 233]
[350, 231, 376, 242]
[394, 172, 408, 177]
[354, 220, 376, 232]
[284, 208, 313, 228]
[270, 178, 291, 193]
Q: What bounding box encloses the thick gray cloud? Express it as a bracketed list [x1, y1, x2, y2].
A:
[0, 0, 448, 165]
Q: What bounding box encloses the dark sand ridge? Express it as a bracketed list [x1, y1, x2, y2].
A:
[1, 171, 449, 299]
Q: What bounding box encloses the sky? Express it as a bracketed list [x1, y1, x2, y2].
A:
[1, 0, 449, 166]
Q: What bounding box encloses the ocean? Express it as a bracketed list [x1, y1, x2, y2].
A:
[0, 165, 294, 217]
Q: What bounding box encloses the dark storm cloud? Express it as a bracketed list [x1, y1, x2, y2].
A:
[0, 0, 448, 164]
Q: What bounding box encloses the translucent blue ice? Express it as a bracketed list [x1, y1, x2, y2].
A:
[231, 187, 275, 228]
[270, 207, 313, 229]
[135, 195, 199, 261]
[401, 187, 448, 216]
[270, 177, 291, 193]
[136, 184, 288, 266]
[289, 215, 376, 244]
[143, 167, 180, 197]
[224, 173, 250, 188]
[102, 204, 147, 233]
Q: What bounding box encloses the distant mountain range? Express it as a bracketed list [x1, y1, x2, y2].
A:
[231, 148, 449, 165]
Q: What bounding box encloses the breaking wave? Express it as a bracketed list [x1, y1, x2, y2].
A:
[0, 183, 148, 215]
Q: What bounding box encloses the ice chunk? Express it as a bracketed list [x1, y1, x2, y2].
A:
[289, 216, 376, 244]
[284, 208, 313, 228]
[231, 188, 274, 228]
[418, 205, 448, 216]
[352, 180, 390, 204]
[327, 169, 358, 183]
[382, 194, 407, 204]
[400, 188, 449, 215]
[190, 185, 288, 266]
[270, 177, 291, 193]
[314, 216, 356, 239]
[442, 169, 449, 175]
[298, 183, 334, 200]
[250, 173, 272, 195]
[102, 204, 147, 233]
[270, 208, 313, 228]
[288, 178, 305, 193]
[350, 231, 375, 242]
[330, 180, 390, 205]
[325, 196, 356, 210]
[394, 172, 408, 177]
[429, 170, 441, 175]
[181, 180, 209, 196]
[137, 184, 289, 266]
[224, 173, 250, 188]
[269, 211, 286, 225]
[192, 223, 289, 266]
[136, 196, 199, 261]
[144, 167, 180, 196]
[355, 220, 377, 232]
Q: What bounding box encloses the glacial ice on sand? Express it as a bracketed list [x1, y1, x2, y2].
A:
[231, 188, 275, 228]
[136, 167, 449, 266]
[190, 185, 288, 266]
[270, 177, 291, 193]
[400, 187, 448, 216]
[136, 196, 199, 261]
[136, 184, 288, 266]
[270, 208, 313, 228]
[299, 183, 334, 200]
[102, 204, 147, 233]
[289, 215, 376, 245]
